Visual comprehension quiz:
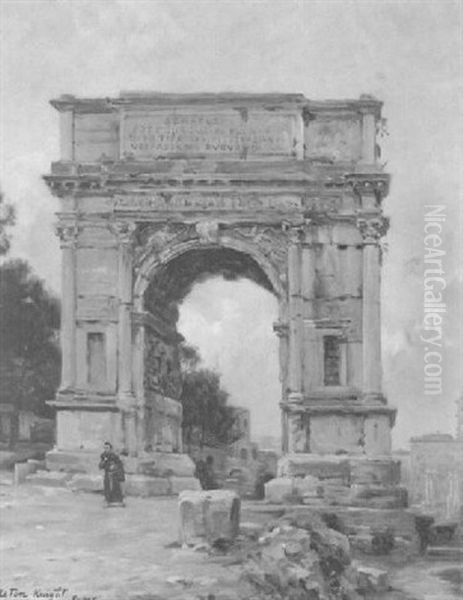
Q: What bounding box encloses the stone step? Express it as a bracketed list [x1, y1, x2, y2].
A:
[427, 545, 463, 560]
[26, 470, 72, 487]
[244, 502, 418, 538]
[25, 469, 200, 496]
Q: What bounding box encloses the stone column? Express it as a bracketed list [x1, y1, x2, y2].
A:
[55, 223, 79, 392]
[111, 221, 137, 454]
[357, 216, 388, 400]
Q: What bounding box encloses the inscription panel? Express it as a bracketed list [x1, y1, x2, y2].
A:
[114, 193, 302, 212]
[122, 111, 298, 159]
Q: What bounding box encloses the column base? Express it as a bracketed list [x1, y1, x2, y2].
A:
[265, 453, 406, 509]
[45, 449, 200, 496]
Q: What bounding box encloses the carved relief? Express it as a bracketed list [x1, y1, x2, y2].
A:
[356, 216, 390, 244]
[109, 220, 137, 246]
[134, 222, 197, 267]
[229, 224, 289, 278]
[144, 330, 182, 399]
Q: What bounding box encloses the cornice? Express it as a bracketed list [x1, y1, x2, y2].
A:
[50, 93, 383, 117]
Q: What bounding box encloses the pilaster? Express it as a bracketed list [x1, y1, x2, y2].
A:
[110, 221, 138, 454]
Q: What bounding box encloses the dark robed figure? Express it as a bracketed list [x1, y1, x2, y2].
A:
[99, 442, 125, 506]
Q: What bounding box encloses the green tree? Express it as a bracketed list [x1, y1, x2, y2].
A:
[0, 260, 61, 424]
[0, 190, 16, 256]
[179, 358, 240, 451]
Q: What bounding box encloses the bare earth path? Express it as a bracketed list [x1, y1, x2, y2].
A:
[1, 481, 240, 600]
[1, 476, 462, 600]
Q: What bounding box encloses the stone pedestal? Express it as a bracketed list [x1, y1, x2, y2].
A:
[266, 453, 406, 509]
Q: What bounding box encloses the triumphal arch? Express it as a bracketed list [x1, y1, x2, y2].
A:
[44, 92, 399, 496]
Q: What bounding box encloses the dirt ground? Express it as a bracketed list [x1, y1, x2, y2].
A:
[0, 474, 461, 600]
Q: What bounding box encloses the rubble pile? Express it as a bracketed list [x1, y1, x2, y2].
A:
[238, 511, 390, 600]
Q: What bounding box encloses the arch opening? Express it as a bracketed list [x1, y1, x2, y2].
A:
[139, 245, 281, 456]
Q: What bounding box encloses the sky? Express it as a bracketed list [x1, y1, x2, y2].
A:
[0, 0, 462, 447]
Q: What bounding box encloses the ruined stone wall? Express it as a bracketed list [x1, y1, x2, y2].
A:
[410, 435, 463, 521]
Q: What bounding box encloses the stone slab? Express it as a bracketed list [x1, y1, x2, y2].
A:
[46, 449, 101, 474]
[138, 452, 196, 478]
[124, 475, 170, 497]
[356, 566, 389, 593]
[26, 470, 72, 487]
[67, 474, 104, 493]
[277, 454, 350, 482]
[264, 477, 295, 504]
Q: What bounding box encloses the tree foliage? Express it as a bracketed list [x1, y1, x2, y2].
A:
[179, 344, 240, 450]
[0, 259, 61, 417]
[0, 190, 16, 256]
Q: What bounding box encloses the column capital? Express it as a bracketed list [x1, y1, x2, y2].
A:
[282, 221, 304, 244]
[356, 215, 389, 245]
[55, 222, 80, 248]
[346, 174, 390, 204]
[109, 220, 137, 247]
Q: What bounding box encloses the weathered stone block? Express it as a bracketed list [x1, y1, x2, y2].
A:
[168, 476, 201, 494]
[27, 470, 72, 487]
[178, 489, 240, 545]
[67, 474, 103, 493]
[356, 566, 389, 593]
[138, 452, 196, 478]
[264, 477, 295, 503]
[350, 457, 401, 486]
[46, 449, 101, 474]
[278, 454, 350, 482]
[293, 475, 323, 499]
[14, 462, 35, 485]
[124, 475, 170, 497]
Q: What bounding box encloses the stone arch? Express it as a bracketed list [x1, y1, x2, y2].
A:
[133, 233, 286, 311]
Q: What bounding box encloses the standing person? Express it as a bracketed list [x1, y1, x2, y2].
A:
[99, 441, 125, 507]
[204, 455, 219, 490]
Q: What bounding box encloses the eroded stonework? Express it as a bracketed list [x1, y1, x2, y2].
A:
[44, 92, 396, 496]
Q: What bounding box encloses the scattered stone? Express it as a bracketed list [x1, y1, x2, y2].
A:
[356, 566, 389, 593]
[239, 521, 264, 539]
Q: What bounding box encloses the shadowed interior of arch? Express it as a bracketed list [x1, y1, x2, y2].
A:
[144, 247, 276, 324]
